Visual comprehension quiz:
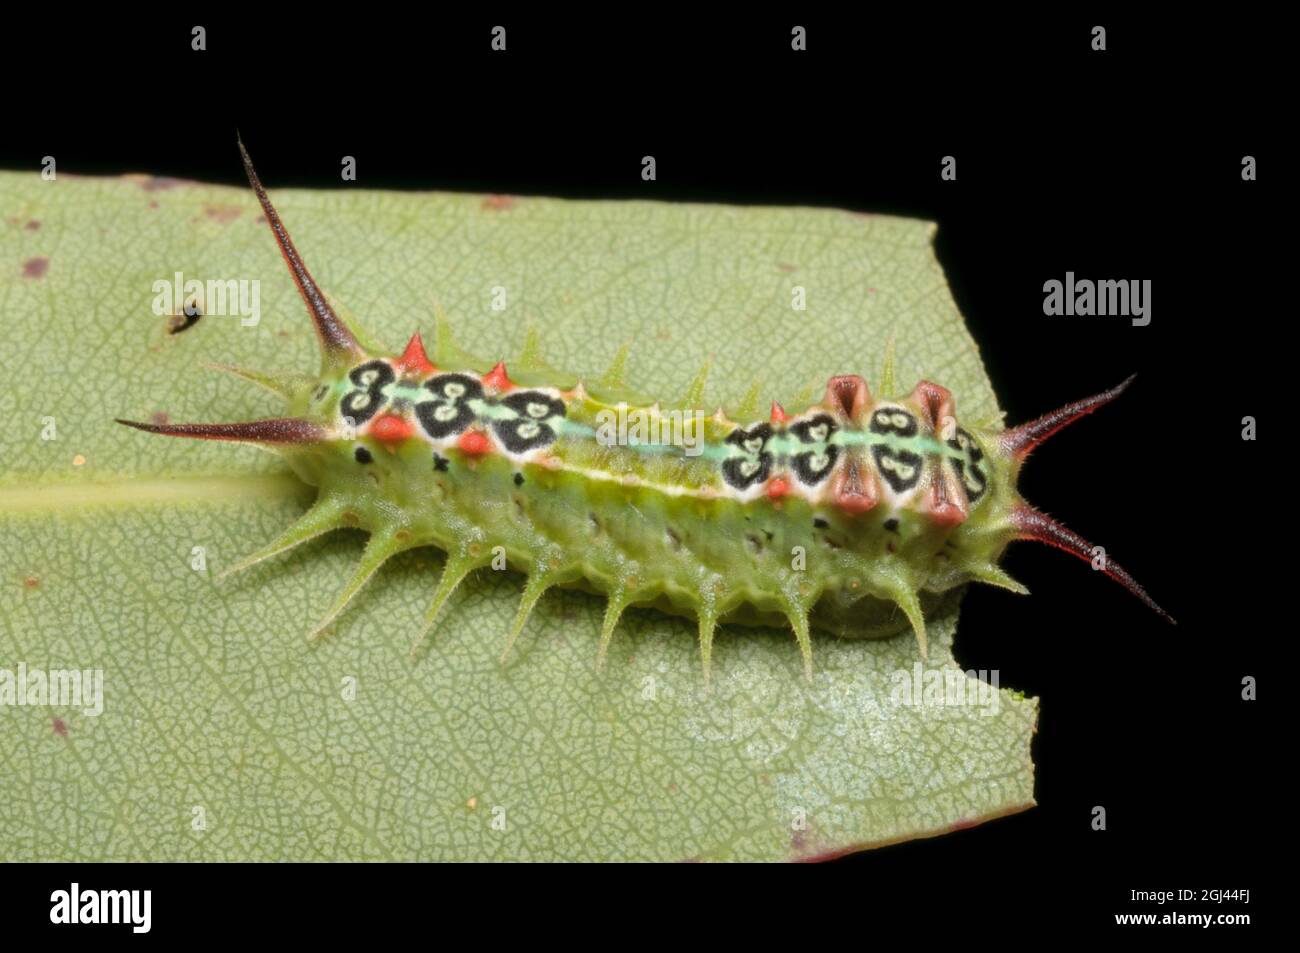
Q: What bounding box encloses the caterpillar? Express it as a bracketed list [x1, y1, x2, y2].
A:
[118, 139, 1174, 684]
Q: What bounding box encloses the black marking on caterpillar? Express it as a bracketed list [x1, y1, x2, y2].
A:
[721, 423, 774, 490]
[341, 359, 394, 425]
[947, 428, 987, 501]
[415, 373, 482, 439]
[490, 390, 566, 454]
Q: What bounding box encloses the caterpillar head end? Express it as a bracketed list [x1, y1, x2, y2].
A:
[119, 139, 393, 466]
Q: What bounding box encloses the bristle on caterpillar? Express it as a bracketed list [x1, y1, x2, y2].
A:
[1010, 505, 1176, 624]
[117, 140, 1175, 683]
[237, 134, 363, 366]
[997, 374, 1136, 459]
[114, 417, 326, 443]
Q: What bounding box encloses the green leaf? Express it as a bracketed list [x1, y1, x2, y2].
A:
[0, 171, 1036, 861]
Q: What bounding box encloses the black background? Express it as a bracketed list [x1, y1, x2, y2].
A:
[2, 10, 1271, 934]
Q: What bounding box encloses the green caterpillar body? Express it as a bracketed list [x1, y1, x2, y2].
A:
[118, 141, 1174, 683]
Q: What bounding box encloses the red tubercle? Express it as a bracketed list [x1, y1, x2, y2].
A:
[397, 332, 435, 375]
[766, 477, 791, 500]
[369, 413, 415, 445]
[770, 401, 790, 425]
[926, 496, 969, 528]
[909, 380, 955, 434]
[482, 361, 514, 392]
[926, 467, 969, 528]
[832, 457, 878, 514]
[824, 375, 871, 420]
[457, 430, 492, 456]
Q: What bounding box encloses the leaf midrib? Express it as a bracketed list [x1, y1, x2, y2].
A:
[0, 472, 300, 514]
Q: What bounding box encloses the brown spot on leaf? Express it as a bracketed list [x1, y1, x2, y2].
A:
[23, 573, 40, 590]
[147, 201, 159, 210]
[52, 718, 68, 737]
[24, 220, 40, 231]
[776, 262, 796, 273]
[481, 194, 516, 211]
[150, 411, 170, 426]
[140, 176, 185, 191]
[22, 257, 49, 279]
[204, 206, 241, 225]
